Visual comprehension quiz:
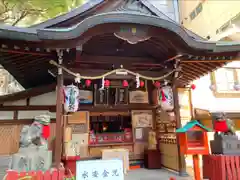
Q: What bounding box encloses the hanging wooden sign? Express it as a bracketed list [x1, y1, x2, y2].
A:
[68, 111, 89, 124]
[116, 88, 128, 105]
[129, 90, 148, 103]
[94, 84, 108, 105]
[132, 110, 153, 128]
[178, 88, 192, 118]
[79, 90, 93, 104]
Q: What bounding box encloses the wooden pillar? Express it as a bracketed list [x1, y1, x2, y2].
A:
[54, 49, 64, 168]
[188, 89, 195, 119]
[172, 83, 188, 176]
[192, 154, 201, 180]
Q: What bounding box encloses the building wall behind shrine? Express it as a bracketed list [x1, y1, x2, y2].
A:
[178, 0, 240, 40]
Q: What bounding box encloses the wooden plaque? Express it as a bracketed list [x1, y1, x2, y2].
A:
[129, 90, 148, 103]
[116, 88, 128, 105]
[94, 84, 108, 105]
[132, 110, 153, 128]
[68, 111, 89, 124]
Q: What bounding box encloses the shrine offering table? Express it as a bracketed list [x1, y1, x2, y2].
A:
[88, 142, 133, 158]
[203, 154, 240, 180]
[144, 149, 161, 169]
[102, 149, 129, 174]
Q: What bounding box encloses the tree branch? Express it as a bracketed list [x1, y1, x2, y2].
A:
[12, 10, 29, 26]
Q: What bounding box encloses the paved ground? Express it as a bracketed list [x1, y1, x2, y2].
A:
[125, 169, 193, 180]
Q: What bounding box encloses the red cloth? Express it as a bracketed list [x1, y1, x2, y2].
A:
[42, 125, 50, 139]
[161, 90, 166, 102]
[214, 120, 228, 132]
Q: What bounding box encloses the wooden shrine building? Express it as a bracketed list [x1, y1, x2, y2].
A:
[0, 0, 239, 176]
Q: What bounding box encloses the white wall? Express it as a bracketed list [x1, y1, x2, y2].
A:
[18, 111, 56, 119]
[30, 91, 56, 105]
[0, 91, 56, 120]
[192, 73, 240, 112]
[0, 111, 14, 120]
[4, 99, 26, 106]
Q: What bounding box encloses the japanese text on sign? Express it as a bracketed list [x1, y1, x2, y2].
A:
[76, 159, 124, 180]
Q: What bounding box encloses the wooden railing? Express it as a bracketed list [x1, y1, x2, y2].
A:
[203, 155, 240, 180]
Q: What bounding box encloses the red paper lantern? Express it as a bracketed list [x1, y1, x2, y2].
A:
[191, 84, 196, 90]
[122, 80, 129, 87]
[104, 80, 110, 87]
[85, 79, 91, 87]
[140, 81, 144, 87]
[154, 81, 161, 88]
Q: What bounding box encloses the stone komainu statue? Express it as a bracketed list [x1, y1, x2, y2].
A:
[213, 112, 235, 135]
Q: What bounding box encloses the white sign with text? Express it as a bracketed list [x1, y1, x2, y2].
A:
[76, 159, 124, 180]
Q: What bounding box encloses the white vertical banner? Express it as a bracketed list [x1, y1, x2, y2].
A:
[76, 159, 124, 180]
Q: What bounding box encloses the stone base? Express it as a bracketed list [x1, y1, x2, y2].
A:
[210, 133, 240, 155]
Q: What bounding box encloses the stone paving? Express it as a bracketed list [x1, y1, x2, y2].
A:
[125, 169, 193, 180]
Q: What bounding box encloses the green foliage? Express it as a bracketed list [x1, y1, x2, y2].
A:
[0, 0, 85, 27]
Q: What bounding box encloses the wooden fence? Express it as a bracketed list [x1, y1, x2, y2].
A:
[0, 120, 56, 155]
[6, 169, 65, 180]
[203, 155, 240, 180]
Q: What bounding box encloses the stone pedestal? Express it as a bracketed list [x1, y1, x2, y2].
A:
[210, 133, 240, 155]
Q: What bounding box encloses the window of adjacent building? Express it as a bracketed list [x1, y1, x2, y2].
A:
[190, 11, 196, 20]
[189, 3, 203, 20]
[196, 3, 203, 15]
[211, 67, 240, 98]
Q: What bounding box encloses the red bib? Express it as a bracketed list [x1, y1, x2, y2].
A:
[214, 120, 228, 132]
[42, 125, 50, 139]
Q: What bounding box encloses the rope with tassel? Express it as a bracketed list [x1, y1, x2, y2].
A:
[49, 60, 176, 81]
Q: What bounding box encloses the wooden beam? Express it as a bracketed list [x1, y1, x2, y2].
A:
[181, 59, 239, 63]
[75, 55, 158, 64]
[0, 104, 157, 112]
[181, 64, 204, 75]
[0, 105, 56, 111]
[165, 54, 183, 62]
[26, 98, 30, 106]
[13, 110, 18, 120]
[0, 48, 51, 56]
[68, 63, 164, 71]
[0, 119, 56, 125]
[54, 57, 64, 168]
[75, 54, 183, 66]
[72, 61, 165, 68]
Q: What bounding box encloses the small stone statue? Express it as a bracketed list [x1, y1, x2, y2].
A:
[148, 130, 157, 150]
[214, 112, 235, 135]
[20, 114, 50, 149]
